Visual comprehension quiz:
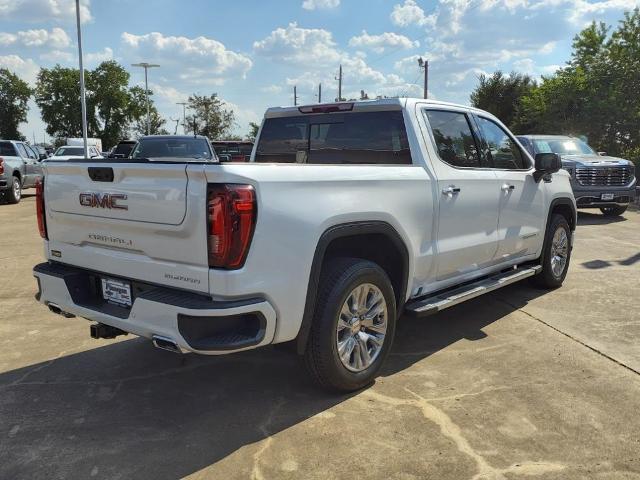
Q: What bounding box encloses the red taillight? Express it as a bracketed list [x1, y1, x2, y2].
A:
[0, 157, 4, 175]
[207, 184, 256, 269]
[36, 178, 48, 240]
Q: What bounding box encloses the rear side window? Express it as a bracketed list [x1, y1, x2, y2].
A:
[477, 117, 528, 169]
[425, 110, 481, 168]
[255, 111, 412, 165]
[16, 143, 29, 158]
[0, 142, 16, 156]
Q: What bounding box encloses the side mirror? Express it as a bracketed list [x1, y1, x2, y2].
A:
[534, 153, 561, 181]
[598, 151, 607, 156]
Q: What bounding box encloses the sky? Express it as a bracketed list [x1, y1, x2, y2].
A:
[0, 0, 637, 142]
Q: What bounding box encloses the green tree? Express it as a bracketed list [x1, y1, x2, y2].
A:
[470, 71, 536, 132]
[132, 106, 169, 137]
[35, 65, 87, 139]
[0, 68, 32, 140]
[246, 122, 260, 141]
[35, 61, 154, 148]
[184, 93, 235, 139]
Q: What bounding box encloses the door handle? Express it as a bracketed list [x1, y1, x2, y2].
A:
[501, 184, 515, 192]
[442, 185, 461, 195]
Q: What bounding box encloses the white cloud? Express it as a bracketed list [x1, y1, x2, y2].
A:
[253, 23, 340, 66]
[85, 47, 114, 64]
[0, 0, 92, 23]
[39, 50, 74, 62]
[390, 0, 438, 28]
[261, 84, 283, 93]
[0, 55, 40, 84]
[121, 32, 252, 84]
[349, 31, 419, 53]
[0, 28, 71, 49]
[302, 0, 340, 9]
[512, 57, 536, 73]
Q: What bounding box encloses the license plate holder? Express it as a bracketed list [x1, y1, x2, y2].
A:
[101, 277, 132, 307]
[601, 193, 615, 201]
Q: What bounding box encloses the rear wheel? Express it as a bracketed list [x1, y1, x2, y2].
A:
[600, 205, 627, 217]
[531, 213, 571, 289]
[304, 257, 396, 392]
[7, 176, 21, 204]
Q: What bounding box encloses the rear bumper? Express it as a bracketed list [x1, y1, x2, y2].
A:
[33, 262, 277, 355]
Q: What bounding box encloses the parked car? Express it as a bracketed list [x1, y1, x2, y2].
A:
[67, 137, 103, 154]
[0, 140, 44, 203]
[130, 135, 215, 160]
[108, 140, 137, 158]
[30, 145, 50, 160]
[211, 140, 253, 162]
[33, 98, 575, 391]
[517, 135, 636, 216]
[51, 145, 103, 160]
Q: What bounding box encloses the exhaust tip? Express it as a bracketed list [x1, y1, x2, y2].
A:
[152, 335, 182, 354]
[47, 302, 76, 318]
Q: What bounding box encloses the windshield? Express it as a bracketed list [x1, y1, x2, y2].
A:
[131, 137, 212, 160]
[533, 138, 595, 155]
[54, 147, 84, 156]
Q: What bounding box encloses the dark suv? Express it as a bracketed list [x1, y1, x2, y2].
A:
[518, 135, 636, 216]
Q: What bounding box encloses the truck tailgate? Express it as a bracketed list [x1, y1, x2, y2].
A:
[43, 161, 211, 293]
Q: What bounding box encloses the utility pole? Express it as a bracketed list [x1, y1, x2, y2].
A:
[170, 117, 180, 135]
[293, 85, 298, 106]
[132, 62, 160, 135]
[335, 64, 343, 101]
[176, 102, 187, 134]
[418, 57, 428, 99]
[74, 0, 88, 158]
[318, 83, 322, 103]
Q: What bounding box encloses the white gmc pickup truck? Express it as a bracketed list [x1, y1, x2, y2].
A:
[33, 98, 576, 391]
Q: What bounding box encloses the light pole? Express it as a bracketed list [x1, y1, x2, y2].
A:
[176, 102, 188, 134]
[75, 0, 88, 158]
[132, 62, 160, 135]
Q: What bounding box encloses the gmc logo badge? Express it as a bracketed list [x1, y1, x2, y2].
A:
[79, 192, 128, 210]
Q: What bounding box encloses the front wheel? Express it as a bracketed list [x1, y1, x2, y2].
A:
[600, 205, 627, 217]
[531, 213, 572, 289]
[304, 257, 397, 392]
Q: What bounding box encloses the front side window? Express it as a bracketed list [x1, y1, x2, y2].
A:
[425, 110, 481, 168]
[16, 143, 30, 158]
[477, 117, 527, 169]
[255, 111, 412, 165]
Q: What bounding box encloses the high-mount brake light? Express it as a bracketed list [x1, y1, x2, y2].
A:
[207, 184, 256, 269]
[298, 103, 354, 114]
[0, 157, 4, 175]
[36, 178, 47, 240]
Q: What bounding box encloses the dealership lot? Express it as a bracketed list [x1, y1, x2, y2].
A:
[1, 196, 639, 479]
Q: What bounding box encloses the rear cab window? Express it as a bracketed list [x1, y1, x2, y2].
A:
[255, 110, 412, 165]
[0, 142, 17, 156]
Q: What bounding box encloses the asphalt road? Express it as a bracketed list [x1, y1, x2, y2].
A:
[1, 194, 639, 480]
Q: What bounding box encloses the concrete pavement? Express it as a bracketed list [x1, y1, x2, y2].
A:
[1, 195, 639, 479]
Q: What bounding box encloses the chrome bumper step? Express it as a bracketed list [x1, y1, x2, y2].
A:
[404, 265, 542, 317]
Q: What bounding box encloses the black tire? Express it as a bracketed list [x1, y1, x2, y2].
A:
[6, 175, 21, 204]
[600, 205, 627, 217]
[531, 213, 572, 289]
[304, 257, 397, 392]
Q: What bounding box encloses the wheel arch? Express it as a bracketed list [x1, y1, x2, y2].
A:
[295, 221, 410, 354]
[548, 197, 577, 232]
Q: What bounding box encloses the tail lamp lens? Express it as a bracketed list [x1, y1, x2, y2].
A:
[207, 184, 256, 269]
[0, 158, 4, 175]
[36, 178, 47, 240]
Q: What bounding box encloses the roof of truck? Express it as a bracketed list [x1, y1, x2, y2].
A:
[264, 98, 490, 119]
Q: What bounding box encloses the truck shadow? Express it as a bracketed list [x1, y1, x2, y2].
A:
[577, 211, 627, 226]
[0, 284, 545, 479]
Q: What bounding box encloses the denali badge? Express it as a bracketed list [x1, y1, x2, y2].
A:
[79, 192, 128, 210]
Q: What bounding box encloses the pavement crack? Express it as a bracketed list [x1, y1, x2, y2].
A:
[250, 397, 285, 480]
[500, 299, 640, 377]
[362, 388, 565, 479]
